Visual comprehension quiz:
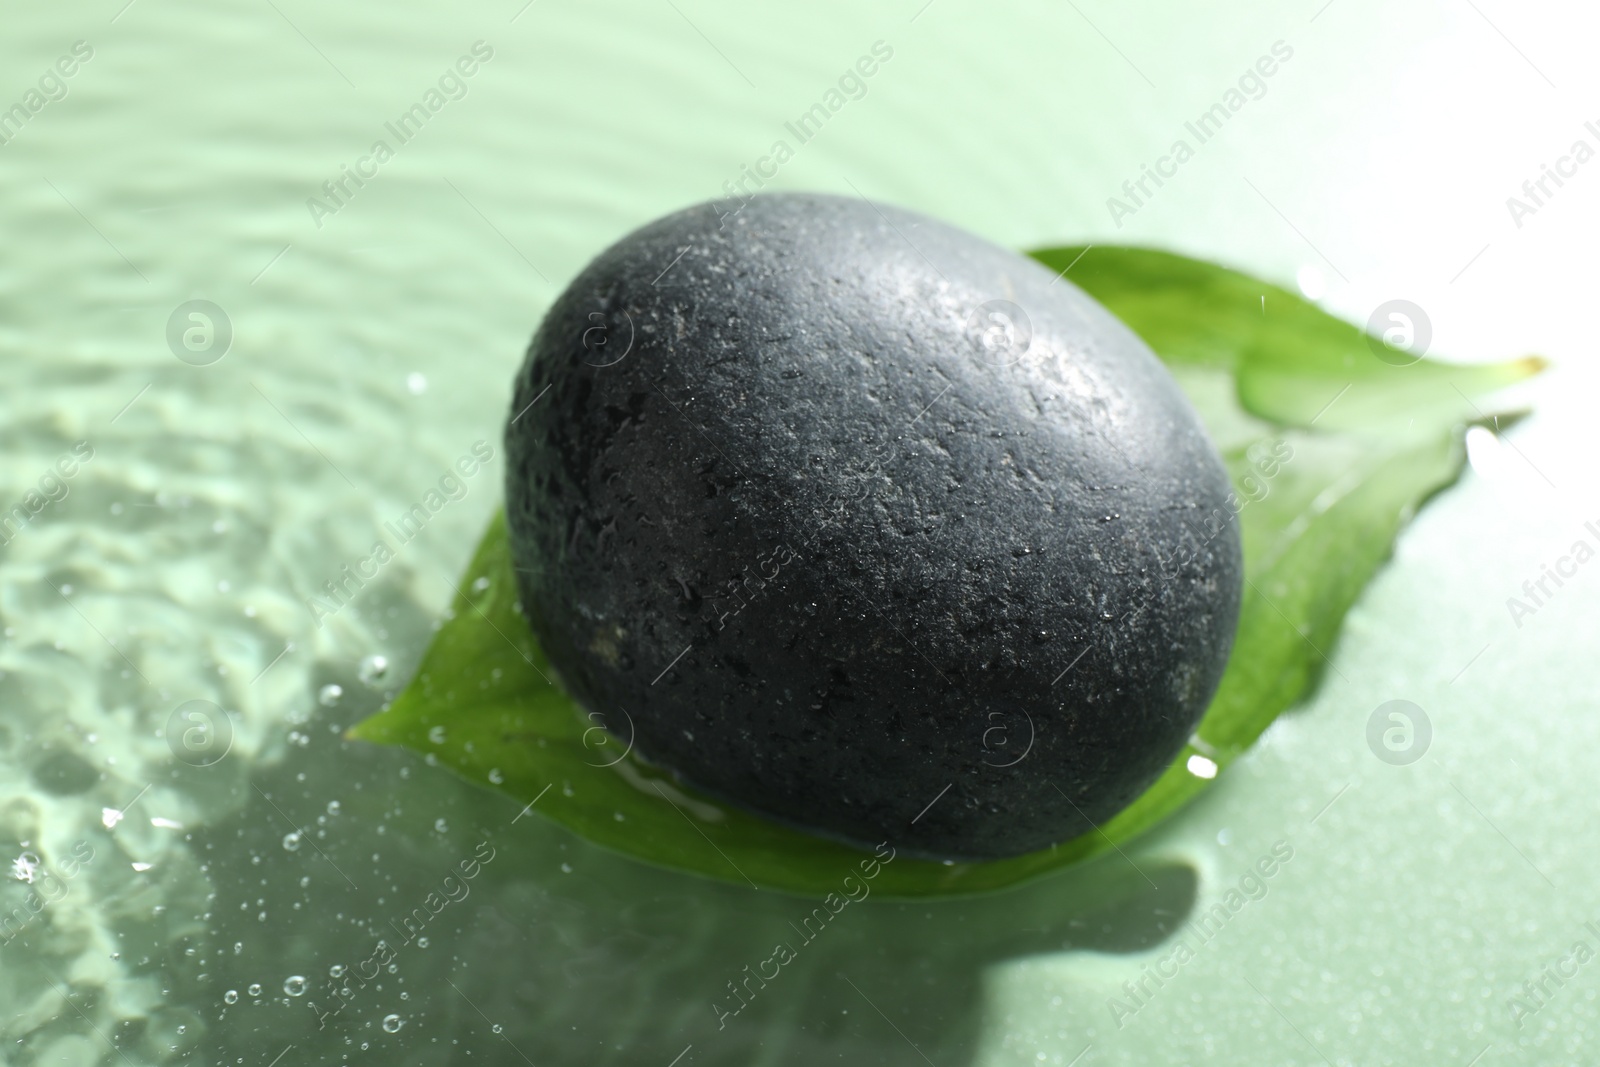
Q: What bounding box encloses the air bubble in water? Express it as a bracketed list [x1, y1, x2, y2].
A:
[487, 768, 503, 784]
[427, 725, 446, 745]
[382, 1014, 404, 1033]
[358, 654, 390, 686]
[406, 372, 428, 395]
[317, 684, 343, 707]
[284, 976, 307, 996]
[471, 576, 491, 594]
[434, 818, 448, 833]
[223, 990, 238, 1004]
[247, 984, 262, 997]
[492, 1024, 503, 1034]
[329, 964, 347, 978]
[416, 937, 429, 948]
[282, 831, 302, 852]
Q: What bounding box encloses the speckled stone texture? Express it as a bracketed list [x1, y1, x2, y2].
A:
[504, 192, 1240, 859]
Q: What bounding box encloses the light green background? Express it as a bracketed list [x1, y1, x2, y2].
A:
[2, 1, 1596, 1064]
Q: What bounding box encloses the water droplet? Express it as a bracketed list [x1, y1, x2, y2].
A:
[329, 964, 346, 978]
[318, 684, 344, 707]
[427, 725, 447, 745]
[382, 1014, 404, 1033]
[224, 990, 238, 1004]
[284, 976, 307, 997]
[406, 372, 428, 395]
[358, 654, 390, 686]
[282, 831, 302, 852]
[487, 768, 503, 785]
[247, 983, 262, 997]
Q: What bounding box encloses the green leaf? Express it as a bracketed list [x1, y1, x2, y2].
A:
[1030, 245, 1545, 431]
[351, 246, 1543, 898]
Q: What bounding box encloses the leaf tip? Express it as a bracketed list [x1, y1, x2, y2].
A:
[345, 712, 395, 745]
[1516, 354, 1551, 377]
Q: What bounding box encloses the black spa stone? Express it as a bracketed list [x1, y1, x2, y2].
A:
[504, 192, 1241, 860]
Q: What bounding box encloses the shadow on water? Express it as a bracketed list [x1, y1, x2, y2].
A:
[184, 667, 1197, 1067]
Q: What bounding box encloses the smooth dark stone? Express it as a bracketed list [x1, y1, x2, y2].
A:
[504, 192, 1241, 860]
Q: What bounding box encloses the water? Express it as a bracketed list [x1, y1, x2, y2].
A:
[4, 2, 1600, 1065]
